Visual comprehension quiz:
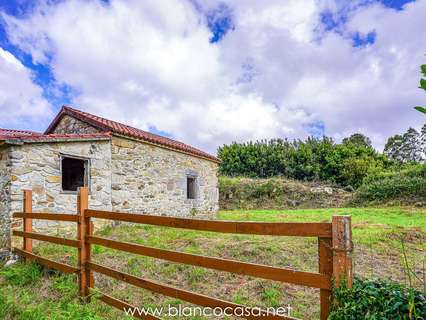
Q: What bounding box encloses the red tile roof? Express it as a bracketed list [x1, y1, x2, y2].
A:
[0, 131, 111, 143]
[15, 133, 111, 142]
[0, 128, 41, 138]
[45, 106, 219, 162]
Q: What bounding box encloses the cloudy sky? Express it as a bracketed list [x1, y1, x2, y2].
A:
[0, 0, 425, 153]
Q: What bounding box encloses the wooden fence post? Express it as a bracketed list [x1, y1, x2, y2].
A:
[332, 216, 353, 288]
[77, 187, 90, 300]
[318, 237, 333, 320]
[88, 220, 94, 289]
[22, 190, 32, 260]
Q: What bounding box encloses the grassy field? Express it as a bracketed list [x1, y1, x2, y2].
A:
[1, 207, 425, 319]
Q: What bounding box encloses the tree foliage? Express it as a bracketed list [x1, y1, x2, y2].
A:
[384, 125, 426, 163]
[342, 133, 372, 148]
[415, 64, 426, 114]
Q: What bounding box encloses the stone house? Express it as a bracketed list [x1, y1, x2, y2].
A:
[0, 106, 219, 252]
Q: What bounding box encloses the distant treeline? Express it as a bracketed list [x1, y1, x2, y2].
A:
[218, 129, 425, 189]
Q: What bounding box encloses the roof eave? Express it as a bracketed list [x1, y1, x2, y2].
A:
[45, 106, 219, 163]
[2, 136, 111, 145]
[112, 133, 220, 164]
[44, 106, 66, 134]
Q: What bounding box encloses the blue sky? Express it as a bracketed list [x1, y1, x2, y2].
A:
[0, 0, 70, 109]
[0, 0, 424, 152]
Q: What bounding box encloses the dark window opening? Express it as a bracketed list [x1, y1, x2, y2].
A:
[61, 157, 88, 192]
[187, 177, 196, 199]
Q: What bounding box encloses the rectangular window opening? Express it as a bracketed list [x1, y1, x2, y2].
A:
[187, 176, 196, 199]
[61, 157, 88, 192]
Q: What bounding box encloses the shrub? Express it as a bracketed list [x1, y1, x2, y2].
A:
[340, 156, 382, 189]
[330, 277, 426, 320]
[354, 164, 426, 204]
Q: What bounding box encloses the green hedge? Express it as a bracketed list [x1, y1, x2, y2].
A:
[354, 164, 426, 204]
[330, 278, 426, 319]
[217, 138, 388, 188]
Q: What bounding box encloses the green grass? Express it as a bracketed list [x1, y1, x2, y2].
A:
[219, 207, 426, 247]
[1, 207, 425, 319]
[0, 263, 120, 319]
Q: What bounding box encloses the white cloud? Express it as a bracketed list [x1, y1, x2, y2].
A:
[2, 0, 425, 152]
[0, 47, 52, 129]
[219, 0, 426, 149]
[235, 0, 319, 43]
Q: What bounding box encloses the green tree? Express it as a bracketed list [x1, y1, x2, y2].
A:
[384, 134, 404, 161]
[384, 126, 425, 163]
[399, 128, 421, 162]
[323, 140, 377, 186]
[414, 64, 426, 114]
[342, 133, 372, 148]
[341, 156, 384, 188]
[419, 124, 426, 162]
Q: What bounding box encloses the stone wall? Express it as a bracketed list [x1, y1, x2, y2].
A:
[111, 136, 218, 217]
[52, 115, 102, 134]
[0, 147, 11, 251]
[9, 140, 112, 236]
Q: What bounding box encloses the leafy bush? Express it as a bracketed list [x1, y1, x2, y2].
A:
[330, 278, 426, 320]
[354, 164, 426, 204]
[340, 156, 384, 189]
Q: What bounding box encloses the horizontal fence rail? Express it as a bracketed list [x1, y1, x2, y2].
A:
[11, 187, 353, 320]
[88, 262, 295, 320]
[86, 210, 333, 237]
[13, 230, 81, 248]
[88, 236, 331, 289]
[13, 247, 79, 274]
[13, 212, 80, 222]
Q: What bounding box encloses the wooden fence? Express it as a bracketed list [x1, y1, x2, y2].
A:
[12, 187, 353, 320]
